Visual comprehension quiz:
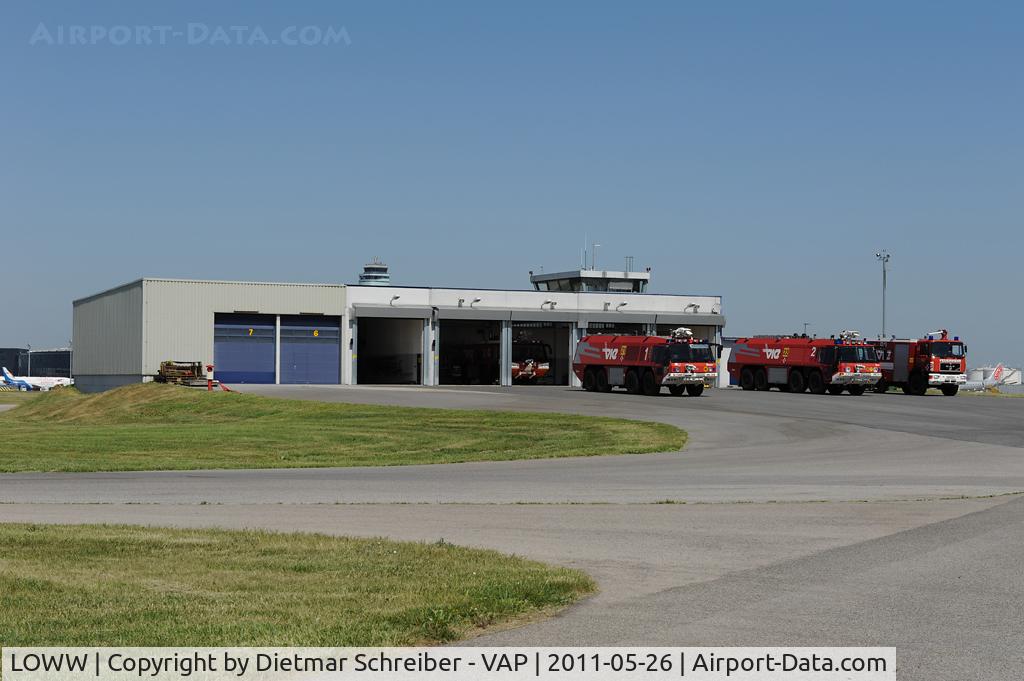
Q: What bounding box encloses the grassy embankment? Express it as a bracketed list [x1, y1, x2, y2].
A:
[0, 383, 685, 472]
[0, 523, 594, 645]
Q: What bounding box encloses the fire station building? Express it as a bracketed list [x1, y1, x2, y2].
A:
[71, 267, 725, 393]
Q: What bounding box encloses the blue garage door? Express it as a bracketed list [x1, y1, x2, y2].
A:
[280, 315, 341, 384]
[214, 313, 276, 384]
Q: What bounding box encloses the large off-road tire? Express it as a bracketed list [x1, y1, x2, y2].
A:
[582, 369, 597, 392]
[873, 379, 888, 394]
[941, 384, 959, 397]
[686, 384, 705, 397]
[808, 370, 827, 395]
[908, 372, 929, 396]
[901, 385, 912, 395]
[754, 368, 769, 391]
[788, 369, 806, 393]
[641, 370, 660, 396]
[827, 385, 845, 395]
[740, 367, 755, 391]
[669, 385, 685, 396]
[595, 369, 611, 392]
[625, 370, 641, 394]
[846, 385, 866, 396]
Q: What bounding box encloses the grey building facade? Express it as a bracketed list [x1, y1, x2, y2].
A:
[73, 277, 726, 393]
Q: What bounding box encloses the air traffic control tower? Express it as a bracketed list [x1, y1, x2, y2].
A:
[528, 267, 651, 293]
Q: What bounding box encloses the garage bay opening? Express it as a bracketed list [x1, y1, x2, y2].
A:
[356, 317, 423, 384]
[439, 320, 501, 385]
[511, 321, 571, 385]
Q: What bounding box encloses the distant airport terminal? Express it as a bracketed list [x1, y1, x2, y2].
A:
[70, 262, 726, 393]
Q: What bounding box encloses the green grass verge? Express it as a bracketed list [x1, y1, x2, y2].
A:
[0, 390, 40, 405]
[0, 383, 685, 473]
[0, 523, 594, 645]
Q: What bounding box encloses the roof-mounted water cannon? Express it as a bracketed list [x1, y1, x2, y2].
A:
[837, 330, 862, 344]
[926, 329, 949, 340]
[670, 327, 694, 340]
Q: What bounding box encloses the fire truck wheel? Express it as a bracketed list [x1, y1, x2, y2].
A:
[596, 370, 611, 392]
[582, 369, 597, 392]
[846, 385, 866, 396]
[827, 385, 845, 395]
[873, 380, 888, 393]
[625, 370, 642, 394]
[641, 370, 660, 396]
[754, 368, 769, 391]
[669, 385, 685, 396]
[901, 385, 913, 395]
[788, 370, 806, 393]
[808, 370, 827, 394]
[909, 372, 929, 396]
[940, 384, 959, 397]
[740, 368, 755, 391]
[686, 384, 705, 397]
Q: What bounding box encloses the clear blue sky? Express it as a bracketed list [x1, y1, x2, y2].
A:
[2, 2, 1021, 366]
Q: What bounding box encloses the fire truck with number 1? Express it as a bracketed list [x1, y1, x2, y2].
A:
[573, 327, 717, 396]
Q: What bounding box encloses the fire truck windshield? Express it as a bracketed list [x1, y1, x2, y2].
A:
[929, 342, 964, 359]
[512, 343, 550, 362]
[836, 346, 877, 363]
[668, 343, 715, 363]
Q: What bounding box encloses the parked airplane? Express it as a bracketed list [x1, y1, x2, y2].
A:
[961, 364, 1005, 392]
[1, 367, 73, 391]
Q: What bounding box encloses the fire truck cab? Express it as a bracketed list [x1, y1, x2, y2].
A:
[870, 330, 967, 396]
[511, 339, 552, 384]
[573, 327, 717, 396]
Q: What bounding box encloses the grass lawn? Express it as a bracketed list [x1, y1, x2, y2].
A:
[0, 523, 594, 645]
[0, 390, 40, 405]
[0, 383, 685, 473]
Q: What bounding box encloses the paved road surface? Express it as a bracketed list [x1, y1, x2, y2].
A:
[2, 386, 1022, 680]
[3, 387, 1022, 504]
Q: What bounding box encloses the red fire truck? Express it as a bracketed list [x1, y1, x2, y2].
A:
[511, 339, 553, 384]
[869, 329, 967, 396]
[573, 328, 717, 396]
[728, 331, 881, 395]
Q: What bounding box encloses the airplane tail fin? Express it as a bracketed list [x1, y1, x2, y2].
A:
[1, 367, 12, 382]
[992, 364, 1005, 384]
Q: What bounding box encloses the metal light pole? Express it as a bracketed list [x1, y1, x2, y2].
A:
[26, 344, 31, 376]
[803, 322, 810, 336]
[875, 251, 891, 338]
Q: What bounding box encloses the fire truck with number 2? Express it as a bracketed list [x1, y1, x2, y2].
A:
[728, 331, 881, 395]
[573, 327, 717, 396]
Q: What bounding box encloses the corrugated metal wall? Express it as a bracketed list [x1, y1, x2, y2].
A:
[142, 280, 345, 375]
[72, 281, 144, 376]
